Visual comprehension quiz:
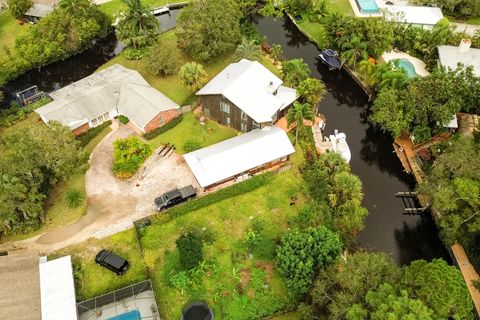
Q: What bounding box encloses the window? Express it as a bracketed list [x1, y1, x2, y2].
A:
[241, 123, 247, 132]
[91, 118, 98, 126]
[241, 111, 247, 121]
[204, 107, 210, 117]
[220, 101, 230, 114]
[158, 115, 165, 125]
[226, 117, 231, 126]
[252, 120, 259, 128]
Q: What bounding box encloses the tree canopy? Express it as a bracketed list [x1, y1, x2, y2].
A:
[176, 0, 242, 61]
[116, 0, 159, 48]
[282, 58, 311, 87]
[0, 122, 87, 234]
[7, 0, 32, 19]
[276, 227, 342, 297]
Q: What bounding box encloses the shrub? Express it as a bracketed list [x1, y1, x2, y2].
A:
[119, 115, 129, 124]
[112, 137, 152, 178]
[76, 121, 112, 148]
[7, 0, 32, 19]
[243, 229, 261, 250]
[179, 62, 208, 92]
[145, 45, 180, 76]
[143, 115, 183, 140]
[122, 46, 150, 60]
[276, 227, 342, 297]
[183, 139, 201, 153]
[66, 189, 84, 208]
[282, 58, 311, 87]
[176, 232, 203, 270]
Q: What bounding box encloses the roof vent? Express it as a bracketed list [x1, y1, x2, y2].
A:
[458, 39, 471, 54]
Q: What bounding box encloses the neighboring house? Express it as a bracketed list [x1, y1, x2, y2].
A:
[196, 59, 297, 133]
[25, 0, 58, 20]
[438, 39, 480, 76]
[0, 254, 77, 320]
[184, 126, 295, 190]
[383, 5, 444, 30]
[36, 64, 180, 135]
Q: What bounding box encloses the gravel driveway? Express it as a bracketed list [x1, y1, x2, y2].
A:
[2, 121, 199, 253]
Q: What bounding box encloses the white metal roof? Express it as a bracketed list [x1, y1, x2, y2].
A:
[25, 3, 54, 17]
[384, 5, 443, 26]
[36, 64, 179, 131]
[39, 256, 77, 320]
[184, 126, 295, 188]
[438, 45, 480, 76]
[196, 59, 297, 123]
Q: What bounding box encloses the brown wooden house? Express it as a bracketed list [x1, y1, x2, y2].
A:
[196, 59, 297, 132]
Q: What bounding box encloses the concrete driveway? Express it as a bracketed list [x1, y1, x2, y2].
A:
[1, 121, 199, 253]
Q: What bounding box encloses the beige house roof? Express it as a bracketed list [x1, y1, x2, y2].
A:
[36, 64, 179, 131]
[0, 254, 42, 320]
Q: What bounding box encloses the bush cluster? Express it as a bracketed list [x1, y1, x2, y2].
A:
[119, 115, 129, 124]
[176, 232, 203, 270]
[112, 137, 152, 178]
[143, 115, 183, 140]
[0, 98, 51, 128]
[183, 139, 201, 153]
[76, 121, 112, 148]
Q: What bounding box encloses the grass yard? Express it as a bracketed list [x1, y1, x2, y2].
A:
[446, 15, 480, 26]
[0, 11, 32, 64]
[53, 228, 148, 301]
[148, 112, 237, 153]
[98, 30, 281, 106]
[295, 13, 328, 47]
[139, 148, 306, 319]
[99, 0, 178, 17]
[0, 117, 111, 244]
[328, 0, 354, 16]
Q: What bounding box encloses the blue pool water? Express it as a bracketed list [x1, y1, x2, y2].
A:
[394, 58, 418, 78]
[107, 310, 141, 320]
[356, 0, 380, 13]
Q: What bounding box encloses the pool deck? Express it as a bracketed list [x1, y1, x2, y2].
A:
[382, 51, 430, 77]
[348, 0, 411, 18]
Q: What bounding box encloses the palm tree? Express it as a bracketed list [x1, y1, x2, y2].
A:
[378, 70, 408, 90]
[358, 59, 377, 87]
[58, 0, 91, 14]
[179, 62, 208, 92]
[235, 38, 260, 61]
[286, 101, 314, 144]
[340, 35, 368, 69]
[116, 0, 159, 48]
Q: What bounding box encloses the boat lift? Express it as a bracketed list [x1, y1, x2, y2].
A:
[395, 191, 429, 214]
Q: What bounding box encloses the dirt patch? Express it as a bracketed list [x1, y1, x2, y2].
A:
[256, 261, 275, 282]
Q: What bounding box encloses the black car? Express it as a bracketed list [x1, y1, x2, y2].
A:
[95, 250, 129, 275]
[155, 185, 196, 211]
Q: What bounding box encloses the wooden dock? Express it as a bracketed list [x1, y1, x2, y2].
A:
[451, 243, 480, 318]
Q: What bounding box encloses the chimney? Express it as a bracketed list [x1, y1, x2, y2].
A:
[458, 39, 471, 54]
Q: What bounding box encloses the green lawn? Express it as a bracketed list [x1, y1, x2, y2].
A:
[147, 112, 237, 152]
[139, 147, 306, 319]
[328, 0, 354, 16]
[98, 30, 281, 106]
[0, 11, 31, 64]
[99, 0, 177, 17]
[295, 13, 328, 47]
[53, 228, 148, 300]
[446, 15, 480, 26]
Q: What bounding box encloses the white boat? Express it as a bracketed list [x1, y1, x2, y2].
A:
[329, 129, 351, 163]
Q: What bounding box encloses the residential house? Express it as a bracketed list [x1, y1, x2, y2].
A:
[0, 254, 77, 320]
[36, 64, 180, 136]
[25, 0, 58, 20]
[438, 39, 480, 76]
[196, 59, 297, 133]
[184, 126, 295, 190]
[383, 5, 444, 30]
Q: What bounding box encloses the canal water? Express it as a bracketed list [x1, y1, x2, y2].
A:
[2, 10, 448, 265]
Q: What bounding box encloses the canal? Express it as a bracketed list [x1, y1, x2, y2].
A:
[3, 10, 448, 265]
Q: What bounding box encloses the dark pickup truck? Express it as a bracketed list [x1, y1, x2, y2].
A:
[155, 185, 196, 211]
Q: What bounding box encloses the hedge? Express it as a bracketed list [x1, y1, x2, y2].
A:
[76, 121, 112, 147]
[152, 172, 274, 224]
[143, 115, 183, 140]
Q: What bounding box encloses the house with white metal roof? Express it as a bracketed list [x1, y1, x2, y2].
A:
[0, 254, 77, 320]
[383, 5, 444, 30]
[438, 39, 480, 76]
[36, 64, 180, 135]
[196, 59, 297, 132]
[184, 126, 295, 190]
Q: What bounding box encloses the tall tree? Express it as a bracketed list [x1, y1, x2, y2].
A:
[402, 259, 473, 319]
[58, 0, 91, 14]
[176, 0, 241, 61]
[340, 35, 368, 69]
[116, 0, 159, 48]
[276, 227, 342, 298]
[179, 62, 208, 92]
[282, 58, 311, 87]
[235, 38, 261, 61]
[286, 101, 314, 143]
[297, 77, 326, 106]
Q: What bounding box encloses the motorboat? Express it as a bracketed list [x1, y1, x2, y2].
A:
[329, 129, 351, 163]
[317, 49, 341, 70]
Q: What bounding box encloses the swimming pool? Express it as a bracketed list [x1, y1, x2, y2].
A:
[355, 0, 380, 13]
[394, 58, 418, 78]
[107, 310, 141, 320]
